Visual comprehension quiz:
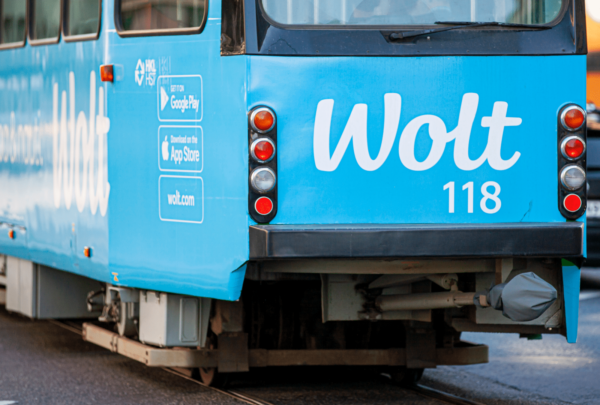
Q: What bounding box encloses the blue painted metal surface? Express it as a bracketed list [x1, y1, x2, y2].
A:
[248, 55, 587, 226]
[562, 260, 582, 343]
[0, 0, 587, 314]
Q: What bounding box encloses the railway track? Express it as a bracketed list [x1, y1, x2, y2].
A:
[48, 319, 486, 405]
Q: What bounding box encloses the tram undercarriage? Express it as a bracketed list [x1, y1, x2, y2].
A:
[0, 254, 564, 385]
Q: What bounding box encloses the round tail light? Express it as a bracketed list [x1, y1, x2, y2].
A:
[250, 107, 276, 133]
[251, 138, 275, 163]
[255, 197, 274, 215]
[560, 165, 586, 190]
[564, 194, 582, 212]
[561, 106, 586, 131]
[561, 136, 586, 160]
[251, 167, 276, 193]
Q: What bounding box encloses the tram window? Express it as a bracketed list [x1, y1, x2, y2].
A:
[261, 0, 563, 26]
[30, 0, 61, 41]
[0, 0, 27, 46]
[118, 0, 206, 33]
[65, 0, 101, 37]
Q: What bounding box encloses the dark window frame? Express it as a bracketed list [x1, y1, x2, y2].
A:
[244, 0, 586, 56]
[0, 0, 28, 50]
[114, 0, 209, 38]
[62, 0, 102, 42]
[28, 0, 62, 46]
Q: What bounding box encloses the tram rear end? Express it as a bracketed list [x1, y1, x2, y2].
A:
[230, 0, 586, 382]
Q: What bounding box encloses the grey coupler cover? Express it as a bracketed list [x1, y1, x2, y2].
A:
[476, 272, 558, 322]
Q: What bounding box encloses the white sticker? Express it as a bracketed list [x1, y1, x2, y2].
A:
[157, 75, 203, 122]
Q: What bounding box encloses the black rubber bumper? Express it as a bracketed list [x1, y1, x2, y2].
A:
[249, 223, 584, 259]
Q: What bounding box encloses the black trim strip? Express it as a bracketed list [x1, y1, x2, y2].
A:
[249, 223, 584, 259]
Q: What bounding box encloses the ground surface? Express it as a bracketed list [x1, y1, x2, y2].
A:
[1, 290, 599, 405]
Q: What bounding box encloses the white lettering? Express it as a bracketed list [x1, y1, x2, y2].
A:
[52, 71, 110, 216]
[0, 112, 43, 166]
[480, 102, 522, 170]
[313, 93, 401, 172]
[167, 190, 195, 206]
[313, 93, 522, 172]
[170, 94, 199, 114]
[399, 114, 454, 171]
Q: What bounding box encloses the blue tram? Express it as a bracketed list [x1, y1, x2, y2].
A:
[0, 0, 588, 384]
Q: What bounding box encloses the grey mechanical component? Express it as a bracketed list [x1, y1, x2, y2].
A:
[98, 285, 139, 337]
[474, 272, 557, 322]
[118, 301, 139, 337]
[373, 271, 556, 323]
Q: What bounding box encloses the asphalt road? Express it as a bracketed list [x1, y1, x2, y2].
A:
[1, 289, 599, 405]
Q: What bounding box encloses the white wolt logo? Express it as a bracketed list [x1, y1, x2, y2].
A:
[53, 72, 110, 216]
[313, 93, 522, 172]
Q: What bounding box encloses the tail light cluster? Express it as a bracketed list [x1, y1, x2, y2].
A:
[558, 105, 587, 219]
[248, 107, 277, 222]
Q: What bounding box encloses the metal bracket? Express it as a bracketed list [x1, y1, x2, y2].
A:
[107, 286, 139, 303]
[406, 325, 437, 369]
[218, 332, 249, 373]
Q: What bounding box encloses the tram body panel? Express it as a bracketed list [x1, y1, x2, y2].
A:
[248, 55, 587, 227]
[0, 26, 109, 282]
[105, 3, 250, 299]
[0, 1, 252, 299]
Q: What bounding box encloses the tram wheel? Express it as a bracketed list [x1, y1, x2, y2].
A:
[388, 367, 424, 386]
[117, 302, 137, 337]
[199, 367, 228, 387]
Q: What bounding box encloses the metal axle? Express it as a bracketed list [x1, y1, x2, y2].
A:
[375, 291, 480, 312]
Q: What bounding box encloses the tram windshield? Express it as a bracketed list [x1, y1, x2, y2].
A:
[261, 0, 563, 26]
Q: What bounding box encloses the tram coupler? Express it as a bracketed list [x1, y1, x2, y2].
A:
[375, 272, 557, 323]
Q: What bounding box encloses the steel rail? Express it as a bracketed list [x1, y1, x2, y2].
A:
[47, 319, 84, 336]
[408, 383, 487, 405]
[163, 367, 276, 405]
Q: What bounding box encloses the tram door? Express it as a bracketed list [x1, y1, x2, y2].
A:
[106, 0, 249, 298]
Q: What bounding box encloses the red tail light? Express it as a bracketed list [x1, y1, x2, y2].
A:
[561, 106, 585, 131]
[558, 105, 586, 219]
[255, 197, 274, 215]
[561, 136, 585, 160]
[249, 106, 278, 222]
[8, 229, 14, 239]
[251, 107, 276, 133]
[84, 246, 92, 258]
[251, 138, 275, 162]
[564, 194, 582, 212]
